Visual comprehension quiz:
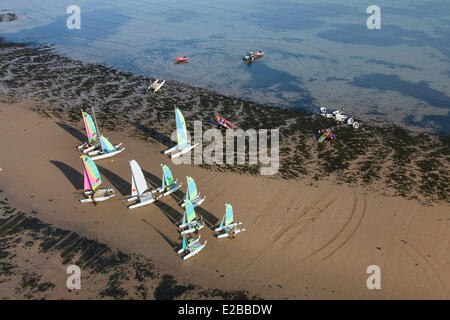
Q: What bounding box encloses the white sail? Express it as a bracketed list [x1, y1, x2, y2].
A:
[130, 160, 148, 196]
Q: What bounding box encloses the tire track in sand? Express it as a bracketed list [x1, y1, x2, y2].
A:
[249, 195, 336, 264]
[398, 240, 448, 299]
[312, 195, 367, 267]
[267, 193, 360, 282]
[285, 197, 338, 245]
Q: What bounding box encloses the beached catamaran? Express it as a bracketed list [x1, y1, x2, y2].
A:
[147, 79, 165, 93]
[88, 135, 125, 160]
[77, 109, 98, 152]
[163, 107, 198, 159]
[155, 164, 182, 197]
[180, 176, 205, 208]
[78, 108, 123, 154]
[79, 155, 115, 203]
[179, 199, 205, 235]
[127, 159, 157, 209]
[215, 204, 246, 238]
[177, 234, 207, 260]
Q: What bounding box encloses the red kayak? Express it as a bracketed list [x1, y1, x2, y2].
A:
[215, 115, 235, 129]
[175, 56, 189, 61]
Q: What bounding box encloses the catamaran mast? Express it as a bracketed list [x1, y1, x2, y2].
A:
[91, 106, 101, 137]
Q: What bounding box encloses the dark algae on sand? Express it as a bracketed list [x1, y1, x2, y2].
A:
[0, 193, 257, 299]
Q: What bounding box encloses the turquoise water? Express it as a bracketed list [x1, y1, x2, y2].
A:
[1, 0, 449, 132]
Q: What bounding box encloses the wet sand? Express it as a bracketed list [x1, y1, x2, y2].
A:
[0, 100, 448, 299]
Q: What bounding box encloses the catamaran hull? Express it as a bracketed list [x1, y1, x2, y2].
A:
[180, 196, 205, 208]
[79, 188, 115, 203]
[153, 80, 165, 92]
[182, 241, 207, 260]
[156, 182, 182, 197]
[128, 198, 156, 209]
[168, 143, 199, 159]
[163, 145, 178, 155]
[180, 224, 205, 235]
[82, 144, 98, 153]
[90, 147, 125, 161]
[88, 143, 123, 155]
[215, 222, 242, 232]
[217, 228, 246, 239]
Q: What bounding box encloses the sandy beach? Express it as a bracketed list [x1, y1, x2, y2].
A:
[0, 99, 448, 299]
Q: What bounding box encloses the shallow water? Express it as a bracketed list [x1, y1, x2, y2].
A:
[1, 0, 449, 132]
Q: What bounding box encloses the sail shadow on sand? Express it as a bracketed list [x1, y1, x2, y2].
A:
[195, 206, 218, 228]
[49, 160, 83, 190]
[130, 122, 173, 148]
[142, 218, 178, 250]
[142, 169, 161, 189]
[55, 122, 85, 143]
[154, 201, 183, 225]
[97, 165, 130, 196]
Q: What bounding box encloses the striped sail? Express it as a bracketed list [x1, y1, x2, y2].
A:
[82, 155, 102, 191]
[82, 111, 97, 143]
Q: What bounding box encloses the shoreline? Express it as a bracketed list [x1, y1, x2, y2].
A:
[1, 39, 449, 204]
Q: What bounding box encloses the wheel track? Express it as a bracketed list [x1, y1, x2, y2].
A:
[285, 197, 338, 244]
[312, 195, 367, 267]
[399, 240, 448, 299]
[249, 195, 335, 265]
[268, 193, 360, 281]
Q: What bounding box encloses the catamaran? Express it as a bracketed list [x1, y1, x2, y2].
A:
[87, 135, 125, 160]
[154, 164, 182, 197]
[320, 107, 359, 128]
[127, 159, 157, 209]
[147, 79, 165, 93]
[177, 235, 207, 260]
[215, 203, 246, 239]
[180, 176, 205, 208]
[79, 155, 115, 203]
[163, 107, 198, 159]
[77, 109, 98, 152]
[77, 108, 123, 153]
[179, 199, 205, 235]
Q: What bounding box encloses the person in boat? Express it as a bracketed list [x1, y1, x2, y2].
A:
[195, 225, 199, 234]
[228, 228, 235, 238]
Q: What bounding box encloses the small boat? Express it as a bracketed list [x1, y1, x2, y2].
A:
[79, 155, 115, 203]
[175, 56, 189, 63]
[147, 79, 165, 93]
[179, 199, 205, 235]
[215, 115, 235, 129]
[180, 176, 205, 209]
[215, 203, 246, 239]
[243, 51, 263, 63]
[127, 159, 157, 209]
[163, 107, 198, 159]
[178, 234, 207, 260]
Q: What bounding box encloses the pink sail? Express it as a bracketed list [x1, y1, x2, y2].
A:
[81, 155, 102, 191]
